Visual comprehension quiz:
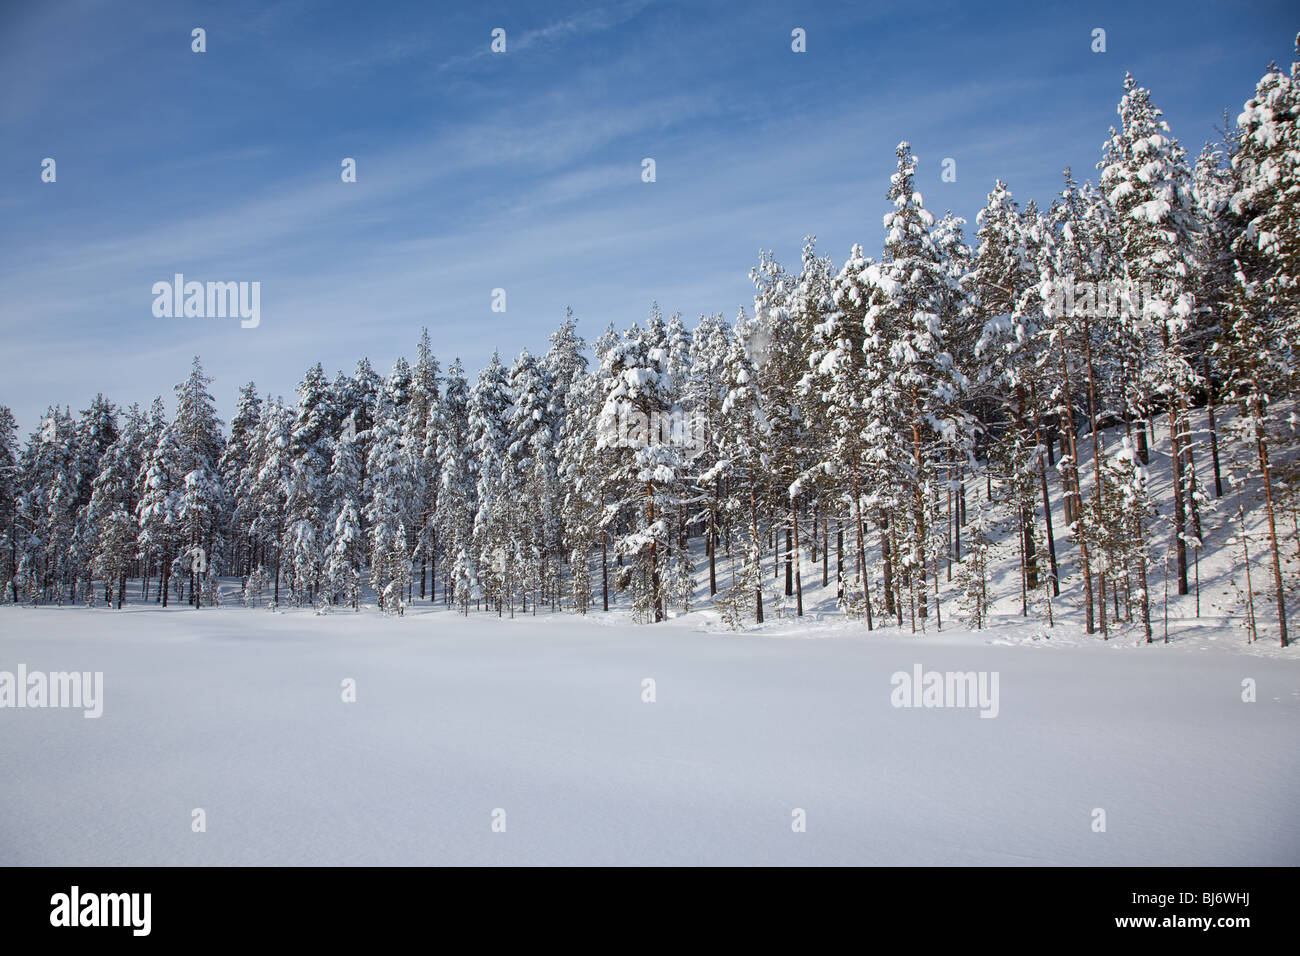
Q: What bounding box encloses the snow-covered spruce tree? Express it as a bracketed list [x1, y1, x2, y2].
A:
[1223, 43, 1300, 647]
[595, 313, 685, 623]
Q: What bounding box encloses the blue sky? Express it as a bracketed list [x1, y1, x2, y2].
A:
[1, 0, 1295, 432]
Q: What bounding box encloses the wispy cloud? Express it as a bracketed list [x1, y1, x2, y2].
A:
[437, 0, 653, 72]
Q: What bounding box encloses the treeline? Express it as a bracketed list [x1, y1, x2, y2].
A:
[1, 48, 1297, 645]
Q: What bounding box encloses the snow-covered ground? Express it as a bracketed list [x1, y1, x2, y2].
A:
[1, 600, 1296, 866]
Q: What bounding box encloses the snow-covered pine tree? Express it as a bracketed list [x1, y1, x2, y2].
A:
[221, 383, 262, 577]
[1099, 75, 1200, 598]
[86, 404, 146, 607]
[0, 407, 18, 602]
[864, 142, 973, 629]
[172, 358, 226, 608]
[1224, 42, 1300, 647]
[467, 351, 512, 614]
[247, 400, 293, 606]
[804, 243, 887, 627]
[683, 311, 732, 595]
[1038, 171, 1113, 635]
[506, 348, 555, 613]
[545, 311, 591, 610]
[972, 181, 1053, 611]
[407, 330, 442, 602]
[712, 311, 771, 624]
[136, 422, 183, 607]
[435, 359, 476, 612]
[596, 314, 685, 623]
[366, 372, 416, 615]
[324, 498, 363, 610]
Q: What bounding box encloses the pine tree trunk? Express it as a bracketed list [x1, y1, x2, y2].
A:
[1169, 390, 1189, 595]
[1204, 356, 1224, 497]
[601, 521, 609, 613]
[1082, 322, 1107, 637]
[849, 465, 872, 630]
[1254, 398, 1289, 647]
[835, 521, 843, 597]
[879, 511, 896, 620]
[750, 482, 764, 624]
[1030, 386, 1060, 596]
[708, 504, 717, 596]
[822, 512, 829, 588]
[792, 499, 803, 616]
[784, 526, 793, 597]
[1057, 340, 1094, 632]
[910, 392, 927, 618]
